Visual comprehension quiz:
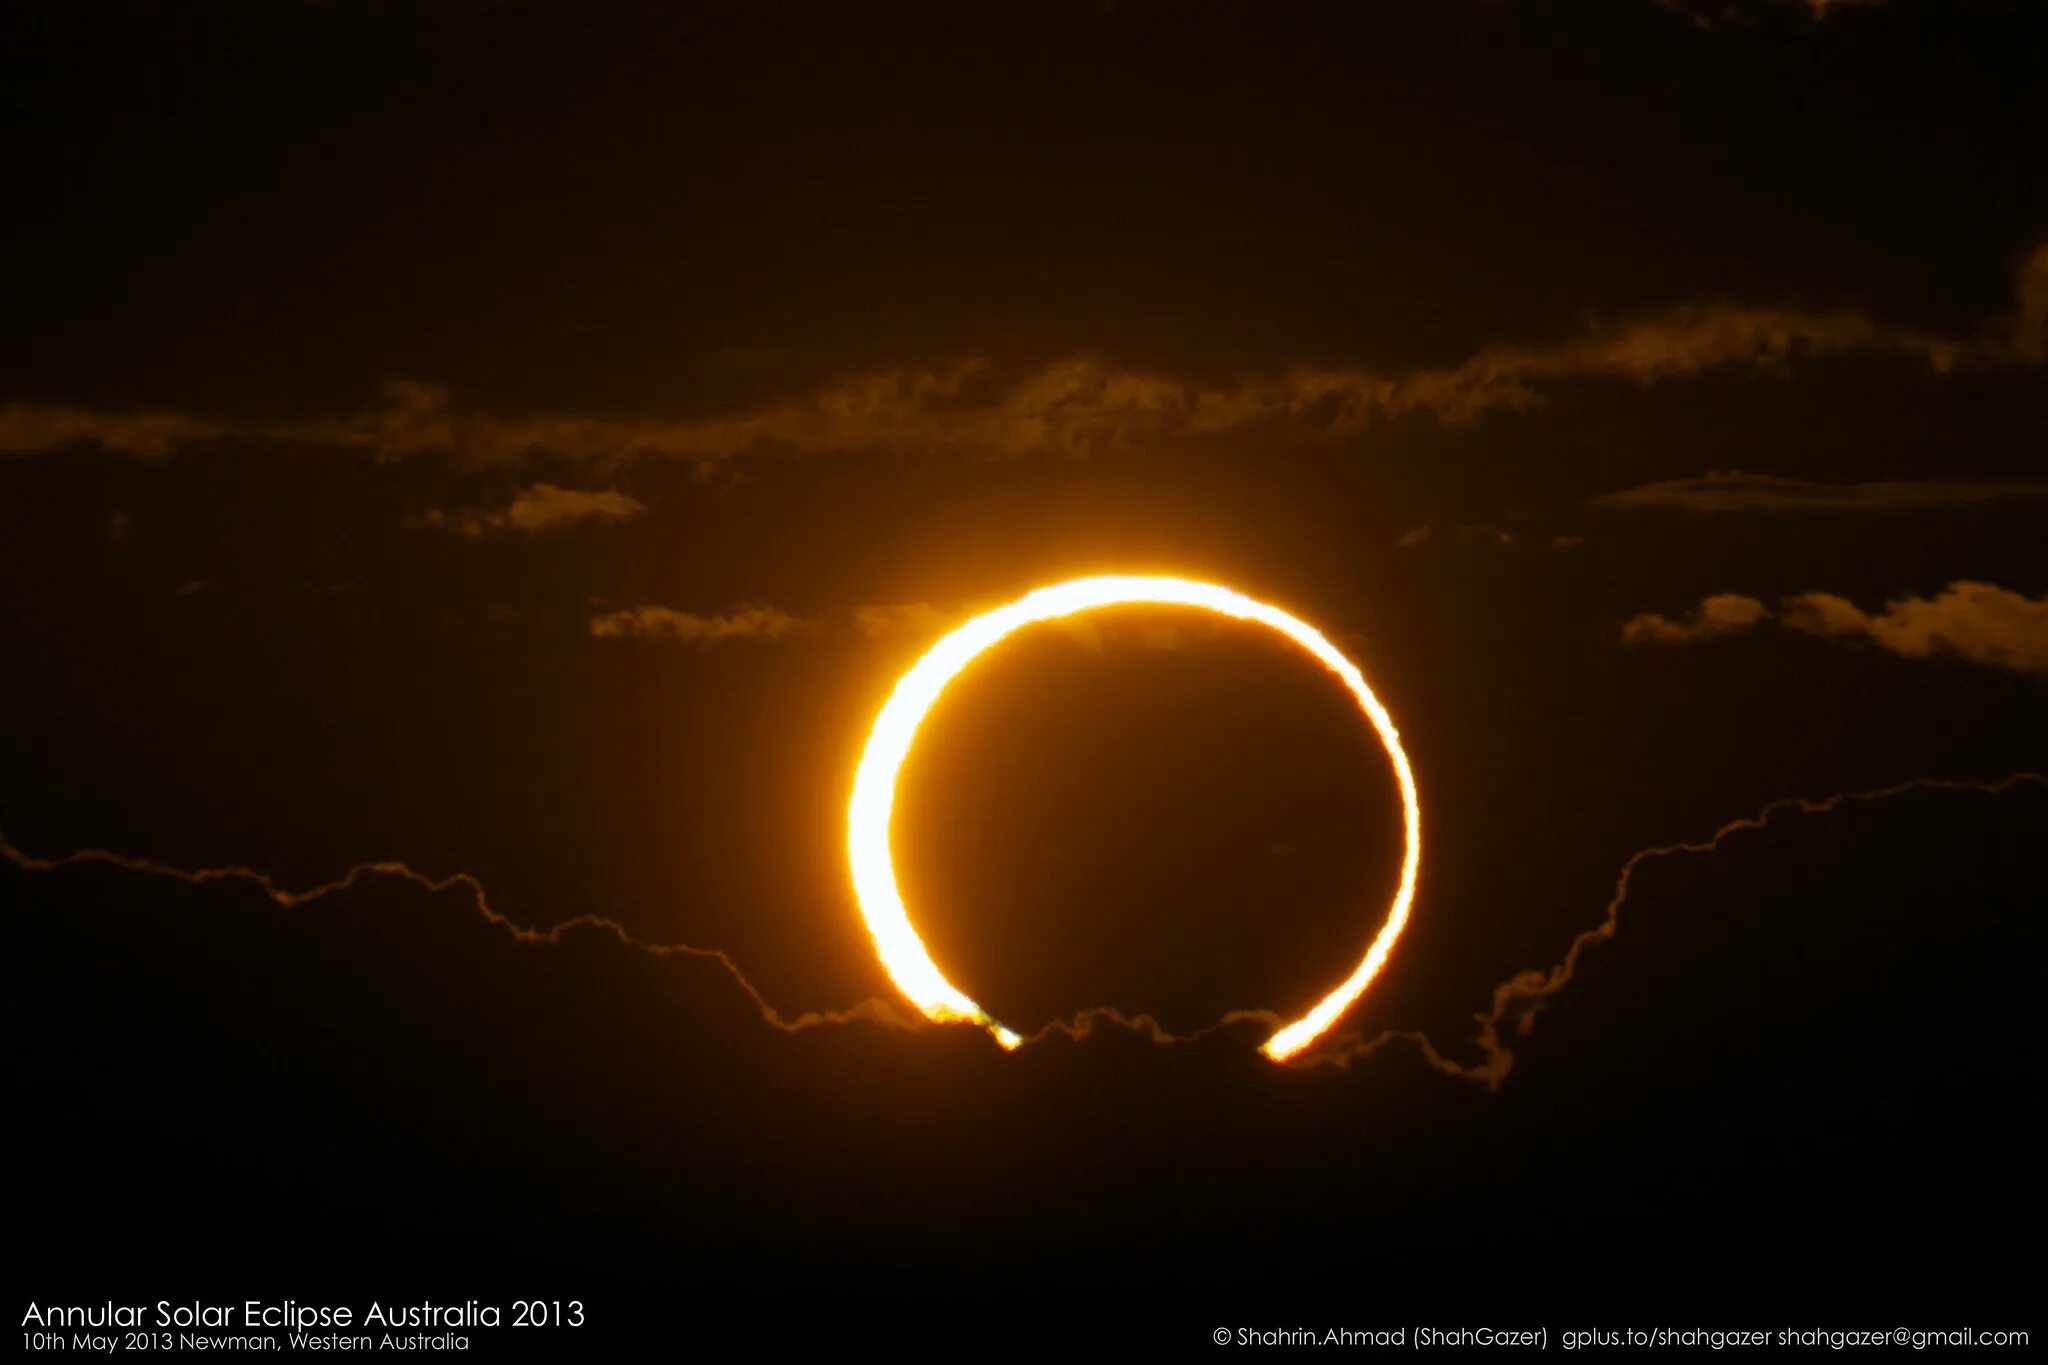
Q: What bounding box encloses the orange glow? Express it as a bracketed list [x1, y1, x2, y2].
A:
[846, 575, 1421, 1062]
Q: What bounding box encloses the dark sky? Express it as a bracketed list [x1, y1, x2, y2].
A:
[5, 1, 2045, 1353]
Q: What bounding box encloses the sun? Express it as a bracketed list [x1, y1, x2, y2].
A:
[846, 575, 1420, 1062]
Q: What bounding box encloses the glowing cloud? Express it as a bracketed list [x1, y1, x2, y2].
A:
[844, 575, 1421, 1062]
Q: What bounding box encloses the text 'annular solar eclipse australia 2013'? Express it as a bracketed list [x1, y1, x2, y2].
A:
[846, 575, 1421, 1062]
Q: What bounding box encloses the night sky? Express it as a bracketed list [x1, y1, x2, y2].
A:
[6, 1, 2045, 1354]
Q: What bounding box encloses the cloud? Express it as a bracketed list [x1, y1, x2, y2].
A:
[0, 828, 912, 1039]
[1592, 470, 2048, 513]
[500, 483, 646, 532]
[6, 244, 2041, 464]
[417, 482, 647, 538]
[587, 604, 807, 644]
[0, 403, 224, 462]
[1620, 593, 1772, 644]
[1624, 581, 2048, 674]
[1780, 582, 2048, 673]
[8, 768, 2038, 1094]
[851, 602, 955, 640]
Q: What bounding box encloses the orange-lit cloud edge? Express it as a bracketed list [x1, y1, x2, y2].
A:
[845, 575, 1421, 1063]
[4, 775, 2040, 1087]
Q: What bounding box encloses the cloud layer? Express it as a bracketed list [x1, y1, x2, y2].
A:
[587, 604, 807, 644]
[1593, 471, 2048, 514]
[7, 244, 2041, 466]
[417, 482, 647, 538]
[7, 772, 2039, 1094]
[1623, 581, 2048, 673]
[1620, 593, 1774, 644]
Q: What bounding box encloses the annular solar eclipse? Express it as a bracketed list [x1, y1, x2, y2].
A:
[846, 575, 1421, 1062]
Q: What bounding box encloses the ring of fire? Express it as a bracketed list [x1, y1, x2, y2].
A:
[846, 575, 1421, 1062]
